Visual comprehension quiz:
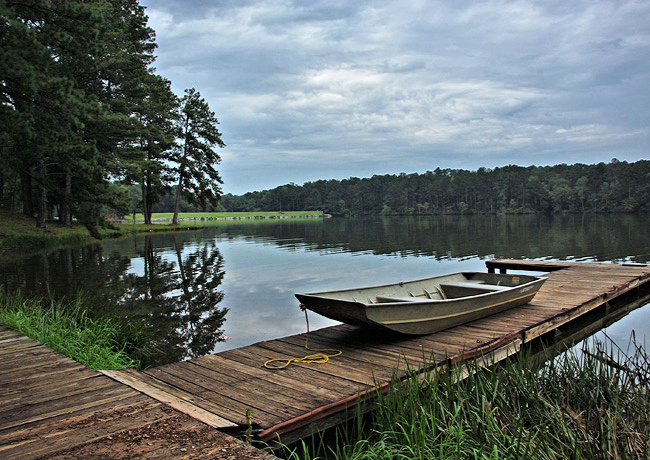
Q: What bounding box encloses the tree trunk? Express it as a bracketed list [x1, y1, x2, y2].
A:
[146, 199, 153, 224]
[141, 178, 151, 225]
[172, 171, 184, 225]
[62, 171, 72, 227]
[173, 113, 191, 226]
[36, 157, 46, 228]
[8, 176, 17, 211]
[21, 171, 33, 217]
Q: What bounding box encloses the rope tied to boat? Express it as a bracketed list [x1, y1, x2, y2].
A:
[263, 305, 342, 369]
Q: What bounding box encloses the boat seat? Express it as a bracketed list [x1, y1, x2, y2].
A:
[441, 281, 511, 291]
[376, 295, 423, 303]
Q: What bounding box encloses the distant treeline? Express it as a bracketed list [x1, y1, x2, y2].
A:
[220, 159, 650, 216]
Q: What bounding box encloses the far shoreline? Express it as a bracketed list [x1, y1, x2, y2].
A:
[0, 210, 326, 252]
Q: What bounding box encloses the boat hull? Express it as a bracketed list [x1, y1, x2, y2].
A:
[295, 272, 546, 335]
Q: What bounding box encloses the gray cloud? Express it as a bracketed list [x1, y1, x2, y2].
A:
[142, 0, 650, 194]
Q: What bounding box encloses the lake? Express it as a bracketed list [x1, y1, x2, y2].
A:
[1, 214, 649, 367]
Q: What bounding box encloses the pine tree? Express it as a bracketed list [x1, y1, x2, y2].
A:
[171, 88, 225, 225]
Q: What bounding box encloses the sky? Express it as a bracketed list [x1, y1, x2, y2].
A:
[140, 0, 650, 195]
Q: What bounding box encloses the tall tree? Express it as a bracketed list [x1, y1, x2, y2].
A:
[0, 0, 84, 224]
[118, 73, 178, 225]
[1, 0, 166, 234]
[171, 88, 225, 225]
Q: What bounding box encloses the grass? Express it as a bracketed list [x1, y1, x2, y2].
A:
[128, 210, 324, 224]
[0, 210, 94, 250]
[141, 211, 323, 220]
[280, 336, 650, 460]
[0, 293, 150, 370]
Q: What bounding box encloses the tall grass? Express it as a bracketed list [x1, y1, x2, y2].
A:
[281, 336, 650, 460]
[0, 294, 150, 370]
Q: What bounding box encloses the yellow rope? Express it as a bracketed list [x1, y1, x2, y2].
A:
[264, 306, 342, 369]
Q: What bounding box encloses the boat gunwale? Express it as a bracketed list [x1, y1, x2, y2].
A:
[296, 272, 547, 306]
[376, 290, 540, 325]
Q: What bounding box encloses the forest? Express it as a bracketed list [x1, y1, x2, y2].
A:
[0, 1, 225, 235]
[220, 159, 650, 216]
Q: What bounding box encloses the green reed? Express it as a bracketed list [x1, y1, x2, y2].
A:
[280, 335, 650, 460]
[0, 293, 151, 370]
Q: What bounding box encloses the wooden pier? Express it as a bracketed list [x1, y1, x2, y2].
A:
[103, 260, 650, 445]
[2, 259, 650, 456]
[0, 327, 277, 459]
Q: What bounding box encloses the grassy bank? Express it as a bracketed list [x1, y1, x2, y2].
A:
[282, 337, 650, 459]
[0, 294, 149, 370]
[133, 211, 324, 222]
[0, 210, 324, 251]
[0, 210, 95, 251]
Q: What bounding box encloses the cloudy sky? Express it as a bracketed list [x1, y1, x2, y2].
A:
[141, 0, 649, 195]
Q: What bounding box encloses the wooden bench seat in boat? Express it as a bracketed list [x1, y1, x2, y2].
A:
[375, 295, 423, 303]
[441, 281, 511, 291]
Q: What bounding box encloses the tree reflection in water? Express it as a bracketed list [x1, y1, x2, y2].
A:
[0, 234, 229, 368]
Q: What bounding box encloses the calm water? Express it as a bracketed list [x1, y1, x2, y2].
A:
[1, 214, 649, 367]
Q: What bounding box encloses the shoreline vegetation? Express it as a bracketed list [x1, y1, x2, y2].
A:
[0, 210, 325, 251]
[281, 336, 650, 459]
[0, 294, 150, 370]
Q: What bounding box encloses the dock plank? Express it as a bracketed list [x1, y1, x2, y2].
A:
[145, 360, 300, 426]
[220, 347, 363, 395]
[202, 354, 349, 401]
[140, 366, 262, 424]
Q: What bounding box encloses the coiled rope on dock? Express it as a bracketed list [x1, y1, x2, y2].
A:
[264, 305, 342, 369]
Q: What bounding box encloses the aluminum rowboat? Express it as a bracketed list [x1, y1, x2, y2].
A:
[295, 272, 546, 335]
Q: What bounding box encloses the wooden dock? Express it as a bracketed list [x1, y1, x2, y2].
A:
[102, 260, 650, 445]
[2, 260, 649, 456]
[0, 327, 278, 459]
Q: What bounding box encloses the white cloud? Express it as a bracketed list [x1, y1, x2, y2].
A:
[143, 0, 650, 194]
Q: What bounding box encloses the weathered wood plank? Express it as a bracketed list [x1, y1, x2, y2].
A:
[255, 340, 397, 384]
[0, 384, 137, 432]
[1, 374, 116, 412]
[202, 354, 349, 401]
[149, 360, 307, 425]
[0, 339, 42, 355]
[147, 363, 306, 426]
[189, 356, 344, 413]
[220, 343, 374, 385]
[0, 394, 149, 445]
[2, 365, 98, 393]
[277, 333, 427, 369]
[0, 330, 276, 460]
[220, 347, 364, 395]
[0, 400, 163, 459]
[100, 369, 238, 429]
[143, 365, 274, 425]
[288, 325, 441, 361]
[0, 350, 74, 373]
